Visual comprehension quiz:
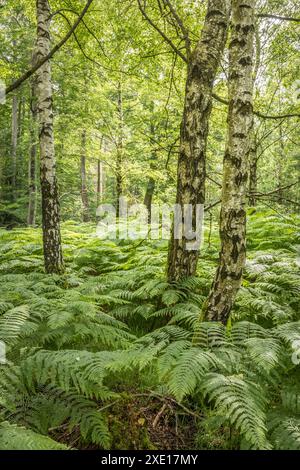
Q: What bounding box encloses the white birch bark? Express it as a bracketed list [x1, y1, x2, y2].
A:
[167, 0, 231, 282]
[203, 0, 255, 323]
[34, 0, 64, 273]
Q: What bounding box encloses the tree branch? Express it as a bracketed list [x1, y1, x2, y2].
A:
[137, 0, 188, 63]
[163, 0, 191, 58]
[248, 181, 299, 198]
[5, 0, 94, 95]
[257, 13, 300, 22]
[212, 93, 300, 120]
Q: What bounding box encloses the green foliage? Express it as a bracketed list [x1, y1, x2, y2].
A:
[0, 422, 68, 450]
[0, 211, 299, 449]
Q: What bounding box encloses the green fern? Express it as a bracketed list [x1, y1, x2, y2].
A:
[0, 422, 68, 450]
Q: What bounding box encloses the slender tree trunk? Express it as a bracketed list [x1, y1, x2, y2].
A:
[277, 123, 284, 204]
[248, 131, 257, 206]
[17, 97, 26, 175]
[96, 137, 105, 208]
[167, 0, 230, 282]
[97, 159, 104, 206]
[202, 0, 255, 324]
[116, 81, 123, 218]
[144, 123, 157, 223]
[34, 0, 64, 274]
[11, 93, 19, 198]
[27, 82, 38, 226]
[144, 176, 155, 223]
[80, 129, 89, 222]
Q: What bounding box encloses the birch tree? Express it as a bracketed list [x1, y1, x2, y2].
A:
[34, 0, 64, 273]
[203, 0, 255, 324]
[167, 0, 230, 282]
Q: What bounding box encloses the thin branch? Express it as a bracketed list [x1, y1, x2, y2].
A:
[137, 0, 188, 63]
[207, 175, 222, 188]
[55, 11, 105, 71]
[257, 13, 300, 22]
[255, 110, 300, 120]
[248, 181, 299, 197]
[256, 125, 298, 161]
[5, 0, 94, 95]
[212, 93, 300, 120]
[205, 200, 221, 211]
[51, 8, 108, 59]
[163, 0, 191, 58]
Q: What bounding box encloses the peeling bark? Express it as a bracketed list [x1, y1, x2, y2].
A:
[167, 0, 230, 282]
[203, 0, 255, 324]
[34, 0, 64, 274]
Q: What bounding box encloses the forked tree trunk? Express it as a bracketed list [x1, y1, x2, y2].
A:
[167, 0, 230, 282]
[80, 129, 90, 222]
[27, 82, 38, 226]
[34, 0, 64, 273]
[203, 0, 255, 324]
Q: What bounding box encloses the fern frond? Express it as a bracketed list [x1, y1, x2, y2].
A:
[201, 373, 270, 449]
[0, 422, 68, 450]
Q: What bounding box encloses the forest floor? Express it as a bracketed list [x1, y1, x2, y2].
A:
[0, 208, 299, 450]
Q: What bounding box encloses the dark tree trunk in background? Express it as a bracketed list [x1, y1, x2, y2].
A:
[144, 123, 157, 223]
[10, 93, 19, 199]
[17, 97, 26, 174]
[80, 129, 89, 222]
[27, 82, 38, 226]
[144, 176, 155, 223]
[248, 131, 258, 206]
[277, 123, 284, 204]
[116, 81, 123, 218]
[167, 0, 230, 283]
[203, 0, 255, 324]
[34, 0, 64, 274]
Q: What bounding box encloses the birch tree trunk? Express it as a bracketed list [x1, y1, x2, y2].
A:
[80, 129, 90, 222]
[203, 0, 255, 324]
[34, 0, 64, 273]
[167, 0, 230, 282]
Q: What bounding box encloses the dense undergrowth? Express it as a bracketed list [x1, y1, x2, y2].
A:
[0, 209, 299, 450]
